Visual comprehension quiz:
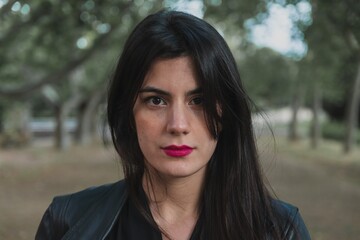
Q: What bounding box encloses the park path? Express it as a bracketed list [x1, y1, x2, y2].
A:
[0, 144, 359, 239]
[264, 150, 360, 240]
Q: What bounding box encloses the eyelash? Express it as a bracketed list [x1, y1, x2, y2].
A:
[190, 96, 203, 105]
[145, 96, 166, 106]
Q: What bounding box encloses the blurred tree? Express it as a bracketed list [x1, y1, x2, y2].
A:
[0, 0, 164, 149]
[204, 0, 267, 25]
[0, 102, 32, 147]
[305, 0, 360, 152]
[239, 46, 295, 108]
[288, 63, 303, 141]
[204, 0, 297, 109]
[0, 0, 129, 98]
[204, 0, 309, 143]
[41, 82, 84, 150]
[203, 0, 267, 65]
[272, 0, 360, 152]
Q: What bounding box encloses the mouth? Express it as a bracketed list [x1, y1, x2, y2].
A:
[162, 145, 194, 157]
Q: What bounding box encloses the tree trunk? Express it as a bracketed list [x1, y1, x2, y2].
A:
[344, 61, 360, 153]
[0, 106, 3, 134]
[54, 94, 84, 150]
[310, 83, 322, 149]
[75, 89, 105, 145]
[54, 105, 68, 151]
[75, 102, 86, 144]
[288, 77, 303, 142]
[0, 27, 114, 99]
[1, 103, 32, 147]
[289, 96, 300, 141]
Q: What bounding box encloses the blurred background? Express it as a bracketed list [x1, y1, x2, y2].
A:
[0, 0, 359, 239]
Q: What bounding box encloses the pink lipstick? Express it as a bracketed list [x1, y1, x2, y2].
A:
[162, 145, 193, 157]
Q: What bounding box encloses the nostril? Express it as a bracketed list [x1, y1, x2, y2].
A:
[168, 127, 189, 135]
[167, 120, 190, 135]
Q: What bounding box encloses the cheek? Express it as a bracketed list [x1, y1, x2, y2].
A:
[134, 113, 159, 141]
[134, 124, 149, 156]
[135, 120, 146, 142]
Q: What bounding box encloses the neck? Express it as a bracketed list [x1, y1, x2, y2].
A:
[142, 171, 205, 240]
[142, 171, 205, 218]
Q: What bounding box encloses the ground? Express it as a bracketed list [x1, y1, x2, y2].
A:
[0, 138, 359, 239]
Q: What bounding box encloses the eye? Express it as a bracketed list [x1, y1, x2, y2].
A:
[190, 96, 204, 105]
[147, 96, 166, 106]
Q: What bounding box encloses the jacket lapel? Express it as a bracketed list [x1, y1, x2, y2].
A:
[62, 180, 128, 240]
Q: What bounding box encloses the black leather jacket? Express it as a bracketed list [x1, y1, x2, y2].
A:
[35, 180, 311, 240]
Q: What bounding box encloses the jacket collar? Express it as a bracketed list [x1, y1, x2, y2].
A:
[63, 180, 128, 240]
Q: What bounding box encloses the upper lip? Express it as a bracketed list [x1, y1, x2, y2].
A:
[162, 145, 193, 150]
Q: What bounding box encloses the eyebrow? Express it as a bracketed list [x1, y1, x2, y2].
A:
[138, 86, 202, 96]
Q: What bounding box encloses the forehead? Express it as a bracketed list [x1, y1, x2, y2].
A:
[142, 56, 199, 88]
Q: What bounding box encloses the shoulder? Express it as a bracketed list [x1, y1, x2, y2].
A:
[53, 180, 126, 223]
[271, 199, 298, 220]
[36, 180, 127, 240]
[271, 199, 311, 240]
[54, 180, 126, 211]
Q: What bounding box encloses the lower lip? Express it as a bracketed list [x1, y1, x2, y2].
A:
[163, 148, 193, 157]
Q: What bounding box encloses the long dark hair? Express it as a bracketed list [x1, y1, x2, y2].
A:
[107, 10, 283, 239]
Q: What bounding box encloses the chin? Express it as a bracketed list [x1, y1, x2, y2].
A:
[160, 165, 207, 180]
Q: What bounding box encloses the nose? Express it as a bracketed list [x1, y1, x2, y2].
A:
[166, 103, 190, 135]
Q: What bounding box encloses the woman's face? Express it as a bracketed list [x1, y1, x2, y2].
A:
[133, 56, 218, 180]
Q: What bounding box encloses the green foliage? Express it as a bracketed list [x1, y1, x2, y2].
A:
[0, 0, 165, 95]
[0, 0, 164, 93]
[204, 0, 266, 25]
[292, 0, 359, 108]
[203, 1, 299, 109]
[240, 47, 295, 108]
[322, 121, 360, 143]
[0, 0, 166, 142]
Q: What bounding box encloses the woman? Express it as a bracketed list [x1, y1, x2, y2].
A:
[36, 10, 311, 240]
